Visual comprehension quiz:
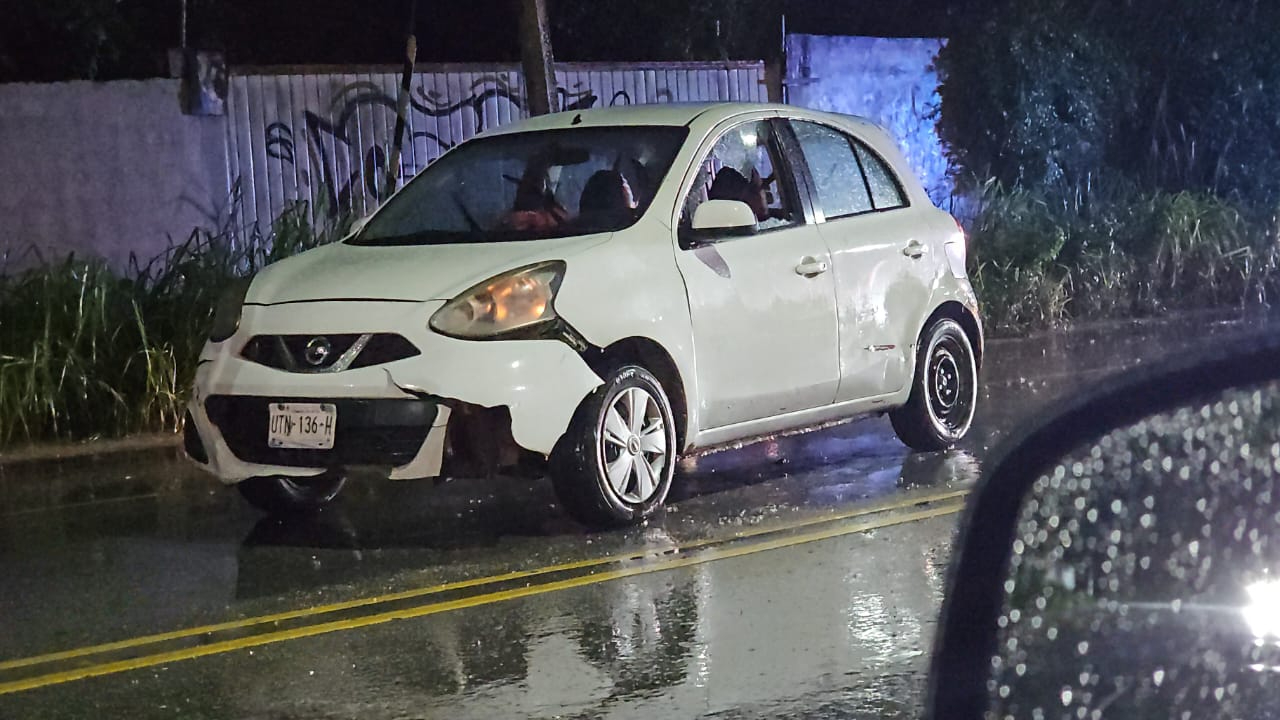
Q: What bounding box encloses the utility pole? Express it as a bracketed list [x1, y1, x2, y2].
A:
[518, 0, 557, 116]
[385, 0, 418, 199]
[769, 0, 787, 103]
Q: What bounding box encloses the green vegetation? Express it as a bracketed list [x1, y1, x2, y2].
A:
[0, 204, 349, 447]
[968, 181, 1280, 333]
[939, 0, 1280, 332]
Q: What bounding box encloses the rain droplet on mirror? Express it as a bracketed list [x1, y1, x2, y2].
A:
[988, 378, 1280, 717]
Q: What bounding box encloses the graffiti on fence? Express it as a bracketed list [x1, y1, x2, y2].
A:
[262, 75, 623, 218]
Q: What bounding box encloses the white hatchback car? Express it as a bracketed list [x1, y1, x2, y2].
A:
[184, 103, 982, 527]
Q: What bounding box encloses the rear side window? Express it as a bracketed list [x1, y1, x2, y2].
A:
[856, 143, 908, 210]
[791, 121, 873, 219]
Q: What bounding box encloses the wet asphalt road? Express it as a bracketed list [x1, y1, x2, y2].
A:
[0, 312, 1275, 719]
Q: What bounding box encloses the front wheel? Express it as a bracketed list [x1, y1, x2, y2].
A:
[890, 318, 978, 452]
[551, 365, 677, 528]
[237, 473, 346, 515]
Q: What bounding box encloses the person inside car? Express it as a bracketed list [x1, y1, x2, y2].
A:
[707, 166, 785, 222]
[497, 161, 569, 234]
[573, 169, 638, 231]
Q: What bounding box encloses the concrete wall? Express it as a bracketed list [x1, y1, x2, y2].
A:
[785, 35, 951, 205]
[0, 80, 228, 267]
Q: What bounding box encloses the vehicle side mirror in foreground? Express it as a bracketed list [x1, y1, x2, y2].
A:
[690, 199, 758, 241]
[929, 332, 1280, 720]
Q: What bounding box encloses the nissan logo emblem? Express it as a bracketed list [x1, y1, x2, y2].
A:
[303, 337, 332, 366]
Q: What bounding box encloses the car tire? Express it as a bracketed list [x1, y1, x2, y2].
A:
[890, 318, 978, 452]
[551, 365, 678, 528]
[237, 473, 346, 515]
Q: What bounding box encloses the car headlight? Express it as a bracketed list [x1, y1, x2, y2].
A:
[429, 261, 566, 340]
[208, 275, 253, 343]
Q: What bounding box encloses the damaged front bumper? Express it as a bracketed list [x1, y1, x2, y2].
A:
[184, 300, 603, 484]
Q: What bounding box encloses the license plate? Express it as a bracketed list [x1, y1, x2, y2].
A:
[267, 402, 337, 450]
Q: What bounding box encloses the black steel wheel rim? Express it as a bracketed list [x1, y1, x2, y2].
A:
[926, 336, 974, 434]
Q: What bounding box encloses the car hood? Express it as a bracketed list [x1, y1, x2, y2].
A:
[245, 233, 612, 304]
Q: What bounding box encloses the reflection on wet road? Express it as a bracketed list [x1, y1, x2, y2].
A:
[0, 313, 1273, 718]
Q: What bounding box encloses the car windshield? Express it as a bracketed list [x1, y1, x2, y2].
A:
[350, 126, 687, 246]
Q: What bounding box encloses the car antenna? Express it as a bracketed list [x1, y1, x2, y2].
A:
[571, 113, 583, 125]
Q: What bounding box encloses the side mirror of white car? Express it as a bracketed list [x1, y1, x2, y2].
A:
[690, 199, 758, 242]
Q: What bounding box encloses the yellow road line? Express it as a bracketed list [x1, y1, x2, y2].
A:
[0, 502, 963, 696]
[0, 487, 970, 672]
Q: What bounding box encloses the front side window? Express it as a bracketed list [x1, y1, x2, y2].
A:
[680, 120, 799, 234]
[790, 120, 873, 219]
[352, 126, 688, 245]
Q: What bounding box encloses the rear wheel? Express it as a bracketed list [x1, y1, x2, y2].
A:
[551, 365, 677, 528]
[237, 473, 346, 515]
[890, 318, 978, 451]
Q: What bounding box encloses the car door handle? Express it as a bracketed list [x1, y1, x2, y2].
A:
[902, 240, 928, 259]
[795, 257, 830, 277]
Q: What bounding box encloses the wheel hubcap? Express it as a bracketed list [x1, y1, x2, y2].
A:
[600, 386, 668, 504]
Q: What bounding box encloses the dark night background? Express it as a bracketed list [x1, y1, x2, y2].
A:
[0, 0, 974, 82]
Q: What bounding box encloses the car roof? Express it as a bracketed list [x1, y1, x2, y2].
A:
[480, 102, 880, 135]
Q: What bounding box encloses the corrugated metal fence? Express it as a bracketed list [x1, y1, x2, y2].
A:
[227, 61, 769, 232]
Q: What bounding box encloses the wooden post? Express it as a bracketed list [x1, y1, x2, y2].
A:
[385, 0, 418, 199]
[518, 0, 557, 116]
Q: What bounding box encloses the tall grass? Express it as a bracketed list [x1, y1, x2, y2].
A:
[967, 180, 1280, 334]
[0, 202, 350, 447]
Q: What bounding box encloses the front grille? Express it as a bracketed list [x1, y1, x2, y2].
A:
[205, 395, 437, 468]
[240, 333, 419, 372]
[349, 334, 421, 369]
